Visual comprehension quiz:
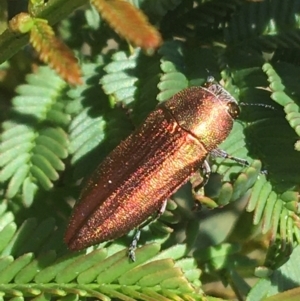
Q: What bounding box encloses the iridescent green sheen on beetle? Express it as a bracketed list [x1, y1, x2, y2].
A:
[65, 77, 240, 254]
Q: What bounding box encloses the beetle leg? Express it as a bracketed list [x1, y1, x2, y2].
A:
[191, 160, 211, 211]
[128, 230, 141, 262]
[211, 148, 249, 166]
[128, 199, 168, 261]
[191, 160, 211, 190]
[211, 148, 267, 174]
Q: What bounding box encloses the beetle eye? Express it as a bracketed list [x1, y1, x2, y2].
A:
[227, 102, 240, 119]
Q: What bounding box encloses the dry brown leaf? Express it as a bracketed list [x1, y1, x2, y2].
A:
[30, 18, 82, 85]
[91, 0, 162, 50]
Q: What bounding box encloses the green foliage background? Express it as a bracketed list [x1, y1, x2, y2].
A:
[1, 0, 300, 300]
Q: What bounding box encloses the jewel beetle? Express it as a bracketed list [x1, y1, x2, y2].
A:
[65, 77, 243, 257]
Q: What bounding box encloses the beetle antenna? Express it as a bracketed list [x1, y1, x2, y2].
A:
[240, 102, 276, 110]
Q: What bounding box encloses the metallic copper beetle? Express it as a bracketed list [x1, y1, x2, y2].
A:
[65, 77, 240, 254]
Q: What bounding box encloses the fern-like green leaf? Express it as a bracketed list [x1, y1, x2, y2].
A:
[225, 0, 300, 50]
[68, 59, 133, 179]
[157, 41, 188, 102]
[100, 50, 139, 106]
[0, 66, 69, 206]
[248, 245, 300, 300]
[226, 60, 300, 267]
[0, 217, 202, 301]
[263, 62, 300, 142]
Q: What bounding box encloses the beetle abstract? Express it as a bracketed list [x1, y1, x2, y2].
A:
[65, 77, 244, 258]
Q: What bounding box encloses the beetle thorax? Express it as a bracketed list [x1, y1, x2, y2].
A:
[162, 86, 235, 152]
